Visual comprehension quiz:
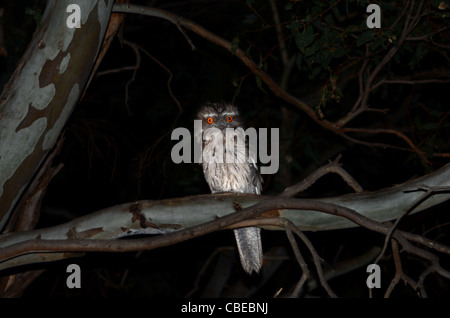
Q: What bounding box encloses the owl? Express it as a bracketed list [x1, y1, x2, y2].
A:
[196, 102, 263, 274]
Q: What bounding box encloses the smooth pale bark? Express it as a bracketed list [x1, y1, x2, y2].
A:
[0, 163, 449, 270]
[0, 0, 114, 230]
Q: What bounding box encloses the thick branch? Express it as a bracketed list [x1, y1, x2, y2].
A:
[0, 163, 449, 271]
[0, 0, 114, 230]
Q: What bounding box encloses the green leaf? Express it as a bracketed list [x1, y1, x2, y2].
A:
[345, 25, 361, 35]
[356, 30, 375, 46]
[294, 25, 315, 50]
[287, 19, 303, 30]
[371, 33, 386, 50]
[315, 50, 331, 68]
[331, 46, 347, 58]
[304, 46, 317, 57]
[310, 66, 322, 79]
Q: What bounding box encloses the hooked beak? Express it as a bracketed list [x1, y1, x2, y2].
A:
[217, 122, 228, 130]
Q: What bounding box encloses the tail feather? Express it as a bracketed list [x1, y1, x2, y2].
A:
[233, 227, 263, 274]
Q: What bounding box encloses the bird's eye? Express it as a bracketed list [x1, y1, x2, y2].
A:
[206, 117, 214, 124]
[226, 116, 233, 122]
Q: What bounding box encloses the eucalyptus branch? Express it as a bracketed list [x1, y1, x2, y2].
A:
[1, 164, 450, 270]
[284, 219, 337, 298]
[384, 240, 418, 298]
[340, 127, 429, 164]
[284, 222, 311, 297]
[111, 3, 438, 162]
[372, 78, 450, 90]
[0, 163, 449, 298]
[336, 0, 427, 128]
[269, 0, 288, 66]
[111, 3, 331, 131]
[2, 195, 450, 298]
[281, 155, 363, 197]
[375, 186, 450, 265]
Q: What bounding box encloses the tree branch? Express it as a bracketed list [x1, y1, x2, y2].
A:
[111, 4, 330, 130]
[0, 0, 114, 230]
[281, 155, 363, 197]
[111, 3, 438, 167]
[0, 163, 449, 272]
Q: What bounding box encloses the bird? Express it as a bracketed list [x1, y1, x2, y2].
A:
[196, 101, 263, 274]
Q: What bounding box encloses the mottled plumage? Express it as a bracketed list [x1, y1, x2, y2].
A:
[196, 102, 263, 274]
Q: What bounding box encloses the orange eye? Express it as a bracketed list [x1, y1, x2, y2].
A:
[206, 117, 214, 124]
[226, 116, 233, 122]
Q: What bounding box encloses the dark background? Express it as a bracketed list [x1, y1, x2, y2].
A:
[1, 0, 449, 297]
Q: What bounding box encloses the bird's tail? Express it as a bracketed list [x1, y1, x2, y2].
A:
[233, 227, 263, 274]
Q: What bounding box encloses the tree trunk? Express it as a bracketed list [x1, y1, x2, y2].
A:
[0, 0, 114, 231]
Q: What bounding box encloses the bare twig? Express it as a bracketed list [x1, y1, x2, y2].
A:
[96, 65, 137, 76]
[372, 78, 450, 90]
[185, 247, 234, 297]
[417, 267, 433, 297]
[132, 41, 183, 113]
[123, 40, 141, 113]
[340, 127, 429, 164]
[281, 155, 363, 197]
[284, 222, 310, 297]
[284, 220, 337, 298]
[308, 246, 381, 292]
[111, 3, 437, 165]
[336, 0, 429, 132]
[384, 240, 418, 297]
[98, 39, 183, 114]
[375, 186, 450, 265]
[111, 3, 327, 129]
[175, 23, 196, 50]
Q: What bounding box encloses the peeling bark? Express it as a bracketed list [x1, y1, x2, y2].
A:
[0, 163, 449, 271]
[0, 0, 114, 230]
